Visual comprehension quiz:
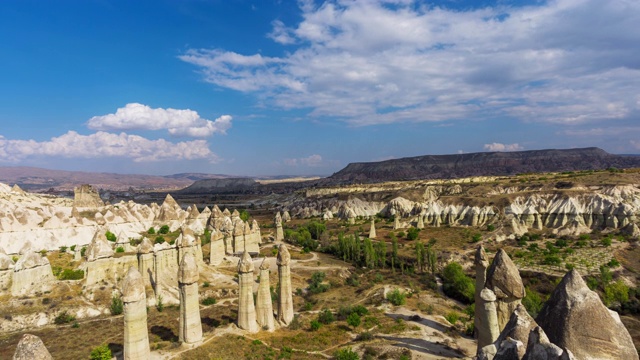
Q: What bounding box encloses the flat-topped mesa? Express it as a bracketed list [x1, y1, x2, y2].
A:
[274, 212, 284, 242]
[369, 218, 376, 239]
[178, 253, 202, 345]
[535, 269, 639, 360]
[73, 184, 104, 209]
[86, 228, 115, 261]
[12, 334, 52, 360]
[256, 258, 276, 331]
[485, 249, 525, 330]
[122, 267, 150, 360]
[277, 244, 294, 325]
[237, 250, 259, 332]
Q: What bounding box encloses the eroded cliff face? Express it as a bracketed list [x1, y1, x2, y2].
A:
[285, 183, 640, 237]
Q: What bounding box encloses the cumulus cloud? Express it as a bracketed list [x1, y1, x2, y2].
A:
[284, 154, 324, 167]
[180, 0, 640, 126]
[484, 143, 524, 152]
[87, 103, 232, 137]
[0, 131, 219, 163]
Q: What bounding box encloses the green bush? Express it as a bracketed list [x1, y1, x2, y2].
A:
[90, 344, 112, 360]
[115, 246, 125, 253]
[601, 238, 612, 247]
[471, 233, 482, 243]
[105, 231, 116, 242]
[318, 309, 335, 324]
[386, 289, 406, 306]
[159, 225, 170, 234]
[202, 297, 216, 305]
[80, 246, 87, 257]
[407, 227, 420, 240]
[147, 227, 156, 235]
[335, 347, 359, 360]
[308, 271, 330, 294]
[542, 254, 561, 265]
[59, 246, 68, 253]
[444, 312, 459, 324]
[310, 320, 322, 331]
[347, 312, 361, 329]
[110, 295, 123, 315]
[604, 280, 630, 306]
[441, 262, 475, 303]
[156, 295, 164, 312]
[154, 236, 165, 244]
[607, 259, 621, 268]
[58, 269, 85, 280]
[356, 331, 374, 341]
[486, 224, 495, 231]
[54, 311, 76, 325]
[70, 245, 76, 252]
[522, 287, 545, 318]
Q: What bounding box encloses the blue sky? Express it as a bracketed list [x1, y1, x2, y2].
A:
[0, 0, 639, 176]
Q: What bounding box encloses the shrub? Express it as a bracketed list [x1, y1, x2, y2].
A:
[486, 224, 495, 231]
[310, 320, 322, 331]
[407, 227, 420, 240]
[159, 225, 170, 234]
[154, 236, 165, 244]
[318, 309, 335, 324]
[59, 246, 68, 253]
[90, 344, 112, 360]
[147, 227, 155, 235]
[555, 239, 568, 247]
[308, 271, 330, 294]
[604, 280, 630, 306]
[80, 246, 87, 257]
[607, 259, 621, 268]
[335, 347, 359, 360]
[105, 231, 116, 242]
[444, 312, 459, 324]
[156, 295, 164, 312]
[289, 315, 302, 330]
[54, 311, 76, 325]
[115, 246, 125, 253]
[601, 238, 612, 247]
[356, 331, 374, 341]
[522, 287, 544, 318]
[58, 269, 85, 280]
[542, 254, 561, 266]
[70, 245, 76, 252]
[280, 346, 293, 359]
[471, 233, 482, 243]
[386, 289, 406, 306]
[441, 262, 475, 303]
[347, 312, 361, 329]
[202, 297, 216, 305]
[110, 295, 123, 315]
[203, 281, 210, 287]
[397, 231, 405, 238]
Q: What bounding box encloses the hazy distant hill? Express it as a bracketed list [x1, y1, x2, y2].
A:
[326, 147, 640, 184]
[0, 167, 234, 191]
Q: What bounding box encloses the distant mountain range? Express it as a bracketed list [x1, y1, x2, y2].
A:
[324, 147, 640, 184]
[0, 167, 235, 191]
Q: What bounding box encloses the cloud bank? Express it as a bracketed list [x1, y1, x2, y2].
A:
[0, 131, 219, 163]
[180, 0, 640, 126]
[484, 143, 524, 152]
[284, 154, 324, 167]
[87, 103, 232, 137]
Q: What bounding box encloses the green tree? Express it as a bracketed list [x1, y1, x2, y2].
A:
[441, 262, 475, 303]
[407, 227, 420, 240]
[90, 344, 112, 360]
[375, 241, 387, 268]
[346, 312, 361, 329]
[335, 347, 359, 360]
[415, 242, 425, 272]
[110, 295, 123, 315]
[159, 225, 170, 234]
[391, 237, 398, 272]
[105, 231, 116, 242]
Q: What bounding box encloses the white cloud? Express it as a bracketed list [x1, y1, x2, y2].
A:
[284, 154, 324, 167]
[87, 103, 232, 137]
[484, 143, 524, 152]
[180, 0, 640, 126]
[0, 131, 219, 163]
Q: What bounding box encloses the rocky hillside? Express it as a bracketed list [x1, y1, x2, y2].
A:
[326, 147, 640, 184]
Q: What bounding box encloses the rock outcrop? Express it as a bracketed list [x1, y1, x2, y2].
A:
[369, 219, 376, 239]
[535, 269, 639, 360]
[522, 326, 575, 360]
[178, 252, 202, 345]
[12, 334, 52, 360]
[73, 184, 104, 209]
[86, 228, 115, 261]
[237, 250, 258, 332]
[485, 249, 525, 330]
[274, 212, 284, 242]
[277, 244, 294, 325]
[122, 266, 150, 360]
[11, 250, 54, 296]
[256, 258, 275, 331]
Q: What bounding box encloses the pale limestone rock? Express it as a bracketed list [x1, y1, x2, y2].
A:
[522, 326, 575, 360]
[369, 219, 376, 239]
[86, 228, 115, 261]
[417, 214, 425, 229]
[0, 246, 14, 270]
[256, 258, 276, 330]
[494, 304, 538, 359]
[12, 251, 54, 296]
[237, 251, 259, 332]
[12, 334, 52, 360]
[485, 249, 525, 331]
[178, 253, 202, 345]
[282, 211, 291, 222]
[275, 212, 284, 242]
[73, 184, 104, 209]
[493, 337, 523, 360]
[535, 269, 639, 360]
[122, 267, 150, 360]
[277, 244, 294, 325]
[475, 246, 490, 350]
[209, 229, 225, 266]
[477, 288, 500, 351]
[393, 216, 401, 230]
[156, 194, 181, 222]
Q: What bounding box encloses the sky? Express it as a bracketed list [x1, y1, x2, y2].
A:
[0, 0, 639, 177]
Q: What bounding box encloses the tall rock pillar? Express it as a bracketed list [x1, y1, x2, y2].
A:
[178, 252, 203, 345]
[477, 288, 500, 351]
[474, 245, 490, 348]
[237, 250, 259, 332]
[122, 266, 150, 360]
[275, 212, 284, 242]
[256, 258, 276, 330]
[277, 244, 294, 325]
[485, 249, 525, 330]
[369, 219, 377, 239]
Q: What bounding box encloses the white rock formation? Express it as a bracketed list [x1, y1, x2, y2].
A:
[256, 258, 276, 331]
[178, 252, 202, 345]
[277, 244, 294, 325]
[237, 250, 259, 332]
[12, 333, 52, 360]
[122, 266, 150, 360]
[11, 250, 54, 296]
